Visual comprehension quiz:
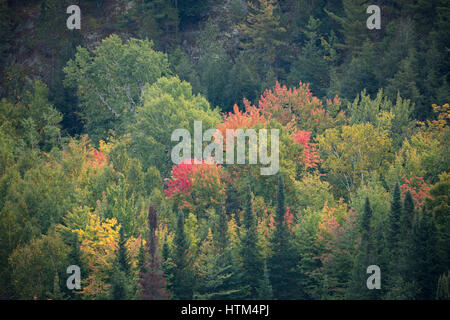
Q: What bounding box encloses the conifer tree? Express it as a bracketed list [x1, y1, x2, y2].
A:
[172, 210, 194, 299]
[237, 0, 287, 73]
[385, 183, 403, 296]
[412, 206, 440, 299]
[194, 229, 238, 299]
[240, 181, 263, 298]
[326, 0, 369, 55]
[268, 174, 297, 299]
[387, 183, 402, 255]
[436, 271, 450, 300]
[111, 226, 131, 300]
[347, 197, 377, 299]
[118, 227, 130, 276]
[257, 262, 273, 299]
[399, 191, 415, 278]
[48, 272, 65, 300]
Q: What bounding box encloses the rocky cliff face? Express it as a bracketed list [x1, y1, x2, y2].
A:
[2, 0, 244, 92]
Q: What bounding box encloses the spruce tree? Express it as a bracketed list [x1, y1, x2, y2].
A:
[111, 226, 131, 300]
[172, 210, 194, 299]
[240, 181, 263, 299]
[194, 229, 238, 299]
[399, 191, 415, 278]
[326, 0, 369, 55]
[385, 183, 404, 297]
[268, 174, 297, 299]
[257, 262, 273, 299]
[387, 183, 402, 256]
[347, 197, 376, 299]
[436, 271, 450, 300]
[412, 206, 440, 299]
[118, 227, 130, 276]
[48, 272, 65, 300]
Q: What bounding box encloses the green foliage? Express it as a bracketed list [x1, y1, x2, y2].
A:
[240, 181, 263, 298]
[172, 211, 194, 299]
[63, 35, 170, 141]
[268, 175, 298, 299]
[1, 1, 449, 301]
[129, 76, 220, 174]
[8, 230, 69, 299]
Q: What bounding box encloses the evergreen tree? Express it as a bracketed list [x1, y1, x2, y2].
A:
[385, 52, 424, 117]
[436, 271, 450, 300]
[347, 197, 377, 299]
[268, 174, 298, 299]
[172, 210, 194, 299]
[412, 206, 440, 300]
[110, 226, 131, 300]
[257, 262, 273, 299]
[194, 229, 239, 299]
[240, 181, 263, 299]
[387, 183, 402, 255]
[118, 227, 130, 276]
[385, 183, 403, 296]
[110, 267, 129, 300]
[48, 272, 65, 300]
[238, 0, 287, 74]
[287, 16, 331, 97]
[139, 204, 169, 300]
[399, 191, 415, 276]
[326, 0, 370, 56]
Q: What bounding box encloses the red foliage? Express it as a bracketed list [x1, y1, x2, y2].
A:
[89, 147, 108, 168]
[165, 160, 194, 198]
[256, 81, 341, 133]
[217, 102, 267, 137]
[165, 159, 225, 211]
[292, 130, 321, 168]
[399, 175, 432, 208]
[284, 206, 294, 232]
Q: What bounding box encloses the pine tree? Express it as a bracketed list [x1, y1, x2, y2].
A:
[387, 183, 402, 255]
[385, 52, 424, 117]
[237, 0, 287, 73]
[326, 0, 369, 56]
[172, 210, 194, 299]
[118, 227, 130, 276]
[194, 229, 239, 299]
[139, 204, 169, 300]
[385, 183, 404, 297]
[110, 267, 129, 300]
[347, 197, 377, 299]
[240, 180, 263, 299]
[48, 272, 65, 300]
[436, 271, 450, 300]
[412, 206, 440, 300]
[399, 191, 415, 276]
[268, 174, 297, 299]
[257, 262, 273, 299]
[111, 226, 131, 300]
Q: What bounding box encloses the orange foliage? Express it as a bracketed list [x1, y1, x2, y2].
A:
[217, 102, 267, 137]
[292, 130, 321, 168]
[165, 159, 226, 212]
[399, 175, 432, 208]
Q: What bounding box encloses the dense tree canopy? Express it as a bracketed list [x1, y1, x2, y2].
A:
[0, 0, 448, 301]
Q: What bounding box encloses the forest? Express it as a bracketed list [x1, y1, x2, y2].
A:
[0, 0, 449, 300]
